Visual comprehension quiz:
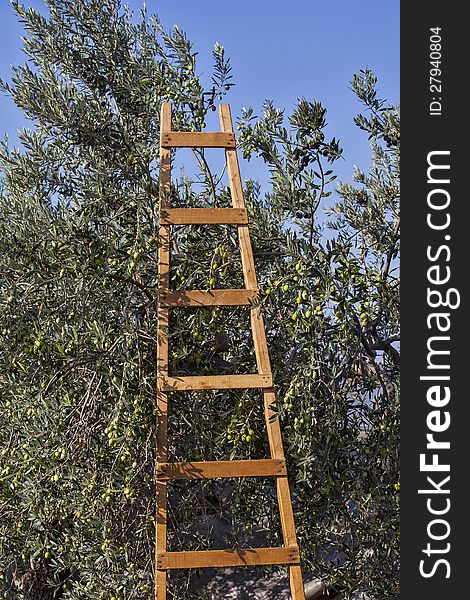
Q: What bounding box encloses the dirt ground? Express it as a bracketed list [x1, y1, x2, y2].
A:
[189, 568, 295, 599]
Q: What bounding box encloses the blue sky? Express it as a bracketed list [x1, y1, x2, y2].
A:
[0, 0, 399, 189]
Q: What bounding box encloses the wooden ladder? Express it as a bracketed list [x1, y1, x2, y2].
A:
[155, 102, 305, 600]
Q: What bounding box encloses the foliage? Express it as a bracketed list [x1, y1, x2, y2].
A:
[236, 68, 400, 599]
[0, 1, 399, 599]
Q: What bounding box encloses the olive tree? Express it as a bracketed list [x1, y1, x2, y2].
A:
[0, 1, 233, 598]
[0, 1, 399, 598]
[235, 69, 399, 599]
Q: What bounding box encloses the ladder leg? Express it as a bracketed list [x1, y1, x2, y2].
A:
[155, 229, 170, 600]
[219, 104, 259, 292]
[155, 102, 172, 600]
[155, 390, 168, 600]
[264, 391, 306, 599]
[155, 569, 167, 600]
[277, 478, 306, 599]
[263, 391, 301, 543]
[289, 565, 306, 600]
[155, 355, 169, 600]
[220, 104, 305, 599]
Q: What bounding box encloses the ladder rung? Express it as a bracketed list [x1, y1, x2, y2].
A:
[160, 289, 258, 307]
[160, 207, 248, 225]
[161, 131, 236, 148]
[156, 458, 286, 480]
[160, 373, 272, 391]
[156, 546, 300, 570]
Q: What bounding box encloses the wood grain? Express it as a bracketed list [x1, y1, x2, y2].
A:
[159, 289, 258, 307]
[161, 373, 272, 391]
[155, 101, 172, 600]
[160, 207, 248, 225]
[156, 458, 286, 480]
[161, 131, 235, 148]
[156, 546, 300, 569]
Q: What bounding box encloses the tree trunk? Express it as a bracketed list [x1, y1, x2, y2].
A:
[305, 579, 344, 600]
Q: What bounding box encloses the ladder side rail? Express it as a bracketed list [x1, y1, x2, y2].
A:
[155, 101, 172, 600]
[219, 105, 259, 292]
[219, 104, 306, 600]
